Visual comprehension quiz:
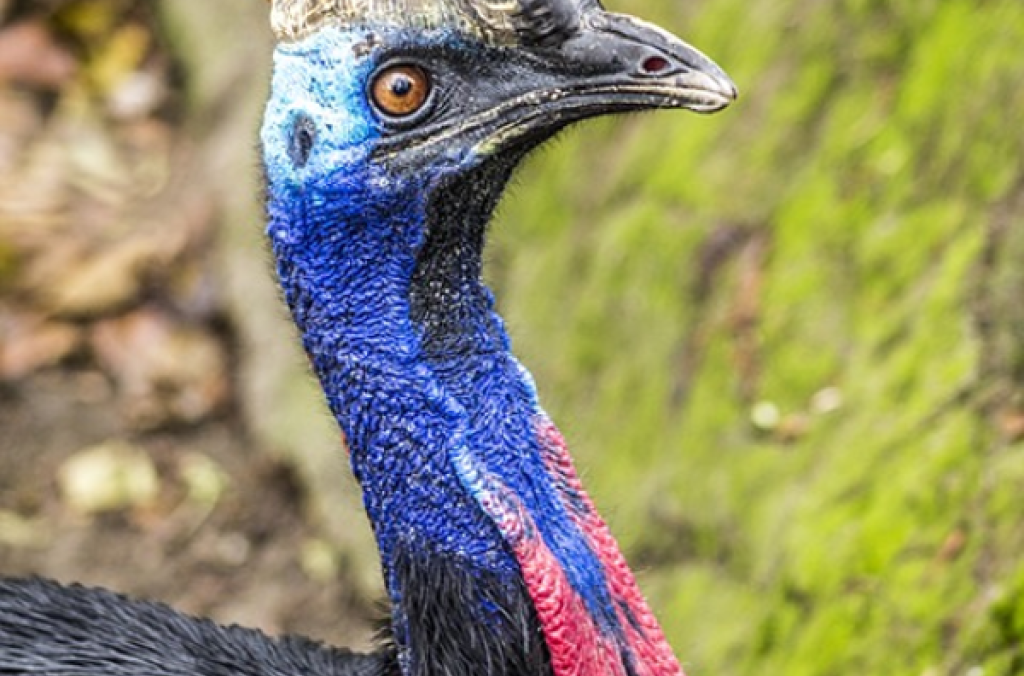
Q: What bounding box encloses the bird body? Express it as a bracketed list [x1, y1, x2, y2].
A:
[0, 578, 395, 676]
[1, 1, 734, 675]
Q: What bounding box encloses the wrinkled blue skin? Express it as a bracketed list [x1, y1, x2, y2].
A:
[262, 26, 623, 670]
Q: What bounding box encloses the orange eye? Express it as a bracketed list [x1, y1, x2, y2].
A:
[371, 65, 431, 118]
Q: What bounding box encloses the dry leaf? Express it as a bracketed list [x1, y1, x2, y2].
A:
[0, 311, 81, 380]
[37, 235, 176, 318]
[90, 308, 230, 428]
[0, 21, 76, 89]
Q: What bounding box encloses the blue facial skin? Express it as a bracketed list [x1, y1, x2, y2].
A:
[262, 25, 625, 664]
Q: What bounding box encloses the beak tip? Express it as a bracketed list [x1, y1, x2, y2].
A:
[681, 68, 738, 113]
[722, 78, 739, 104]
[726, 78, 739, 100]
[702, 61, 738, 105]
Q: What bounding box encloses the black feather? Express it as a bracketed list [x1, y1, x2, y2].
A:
[391, 545, 551, 676]
[0, 578, 399, 676]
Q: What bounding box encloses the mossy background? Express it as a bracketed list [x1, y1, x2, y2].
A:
[1, 0, 1022, 673]
[488, 0, 1024, 673]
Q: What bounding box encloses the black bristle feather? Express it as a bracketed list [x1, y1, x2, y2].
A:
[392, 545, 551, 676]
[411, 153, 525, 356]
[0, 578, 397, 676]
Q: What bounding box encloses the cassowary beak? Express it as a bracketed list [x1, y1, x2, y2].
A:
[472, 8, 737, 155]
[563, 11, 737, 112]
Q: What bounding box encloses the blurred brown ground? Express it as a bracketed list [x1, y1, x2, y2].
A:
[0, 0, 377, 647]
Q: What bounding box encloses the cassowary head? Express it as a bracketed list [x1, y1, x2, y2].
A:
[262, 0, 734, 230]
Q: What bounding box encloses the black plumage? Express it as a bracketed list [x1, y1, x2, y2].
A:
[0, 578, 397, 676]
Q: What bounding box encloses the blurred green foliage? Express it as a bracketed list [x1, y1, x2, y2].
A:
[489, 0, 1024, 673]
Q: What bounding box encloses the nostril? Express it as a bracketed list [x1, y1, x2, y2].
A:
[289, 112, 317, 168]
[640, 55, 670, 74]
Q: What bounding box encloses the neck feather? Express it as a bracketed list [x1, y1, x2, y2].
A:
[412, 161, 684, 676]
[268, 157, 682, 676]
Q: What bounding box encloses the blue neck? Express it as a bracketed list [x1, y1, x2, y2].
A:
[266, 157, 621, 673]
[267, 162, 552, 673]
[267, 173, 498, 561]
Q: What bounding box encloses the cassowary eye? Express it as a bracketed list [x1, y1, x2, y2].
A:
[289, 112, 317, 168]
[370, 64, 431, 118]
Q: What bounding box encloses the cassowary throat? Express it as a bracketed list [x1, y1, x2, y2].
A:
[262, 1, 735, 675]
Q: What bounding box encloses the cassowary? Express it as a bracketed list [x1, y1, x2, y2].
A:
[0, 0, 735, 674]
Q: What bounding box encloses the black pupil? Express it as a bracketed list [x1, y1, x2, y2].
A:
[390, 74, 414, 97]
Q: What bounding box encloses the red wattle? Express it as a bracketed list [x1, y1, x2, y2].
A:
[452, 417, 685, 676]
[535, 417, 685, 676]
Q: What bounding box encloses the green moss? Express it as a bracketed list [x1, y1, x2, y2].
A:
[491, 0, 1024, 672]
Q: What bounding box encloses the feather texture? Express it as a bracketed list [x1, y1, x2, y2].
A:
[0, 578, 397, 676]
